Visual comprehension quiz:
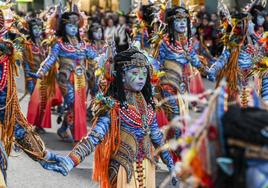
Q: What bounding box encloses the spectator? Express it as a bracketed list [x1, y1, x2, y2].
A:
[114, 13, 131, 52]
[104, 18, 116, 40]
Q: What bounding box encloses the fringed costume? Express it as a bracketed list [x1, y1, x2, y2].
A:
[22, 18, 62, 131]
[208, 13, 262, 108]
[154, 6, 206, 121]
[65, 48, 176, 188]
[0, 9, 46, 186]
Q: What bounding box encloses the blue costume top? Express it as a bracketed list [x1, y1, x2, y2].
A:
[68, 92, 175, 184]
[156, 36, 204, 120]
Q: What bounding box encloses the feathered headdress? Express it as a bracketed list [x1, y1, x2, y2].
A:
[46, 2, 85, 34]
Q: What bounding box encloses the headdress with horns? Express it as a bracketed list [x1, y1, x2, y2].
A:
[47, 3, 85, 33]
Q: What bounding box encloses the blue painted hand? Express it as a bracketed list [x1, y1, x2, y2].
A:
[171, 171, 179, 186]
[39, 151, 74, 176]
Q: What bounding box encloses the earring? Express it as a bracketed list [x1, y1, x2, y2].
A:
[122, 78, 125, 82]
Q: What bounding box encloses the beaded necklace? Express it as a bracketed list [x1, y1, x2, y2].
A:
[59, 40, 86, 53]
[123, 92, 150, 134]
[163, 35, 193, 53]
[0, 55, 9, 91]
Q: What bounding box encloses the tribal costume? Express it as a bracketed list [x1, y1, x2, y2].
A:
[22, 18, 62, 131]
[207, 13, 263, 107]
[42, 48, 178, 188]
[69, 48, 176, 188]
[0, 9, 48, 187]
[36, 11, 107, 142]
[154, 6, 206, 121]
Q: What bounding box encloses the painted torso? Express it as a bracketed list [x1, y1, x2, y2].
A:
[30, 42, 47, 72]
[46, 40, 97, 76]
[87, 92, 173, 183]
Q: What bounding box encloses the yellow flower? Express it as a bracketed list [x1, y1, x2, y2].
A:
[95, 68, 103, 76]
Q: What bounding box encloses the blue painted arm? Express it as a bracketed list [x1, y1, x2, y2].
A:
[207, 48, 230, 81]
[68, 114, 110, 165]
[23, 62, 34, 94]
[0, 65, 7, 121]
[64, 82, 75, 109]
[189, 50, 202, 68]
[261, 76, 268, 101]
[38, 43, 60, 74]
[86, 45, 98, 60]
[150, 116, 175, 172]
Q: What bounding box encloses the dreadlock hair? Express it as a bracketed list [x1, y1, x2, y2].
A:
[106, 48, 155, 109]
[166, 6, 191, 46]
[28, 19, 43, 43]
[57, 12, 81, 43]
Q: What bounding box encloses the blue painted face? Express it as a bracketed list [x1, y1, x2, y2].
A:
[65, 23, 78, 37]
[173, 18, 187, 33]
[93, 28, 103, 40]
[257, 15, 265, 26]
[32, 25, 42, 38]
[123, 67, 148, 92]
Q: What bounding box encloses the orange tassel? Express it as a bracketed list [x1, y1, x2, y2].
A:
[216, 47, 240, 100]
[92, 103, 120, 188]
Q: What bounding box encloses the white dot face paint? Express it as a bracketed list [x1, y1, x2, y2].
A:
[123, 67, 148, 92]
[173, 18, 187, 33]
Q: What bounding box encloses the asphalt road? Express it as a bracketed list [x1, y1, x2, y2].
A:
[6, 71, 198, 188]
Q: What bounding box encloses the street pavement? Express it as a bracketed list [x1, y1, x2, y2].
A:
[6, 72, 196, 188]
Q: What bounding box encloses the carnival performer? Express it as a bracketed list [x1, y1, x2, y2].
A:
[21, 18, 45, 95]
[0, 9, 65, 187]
[132, 4, 155, 51]
[87, 23, 107, 93]
[39, 48, 179, 188]
[34, 11, 108, 142]
[207, 12, 264, 107]
[153, 6, 207, 122]
[21, 18, 62, 134]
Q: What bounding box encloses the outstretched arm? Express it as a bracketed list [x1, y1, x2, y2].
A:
[39, 114, 111, 175]
[188, 49, 203, 69]
[36, 43, 60, 77]
[68, 115, 110, 167]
